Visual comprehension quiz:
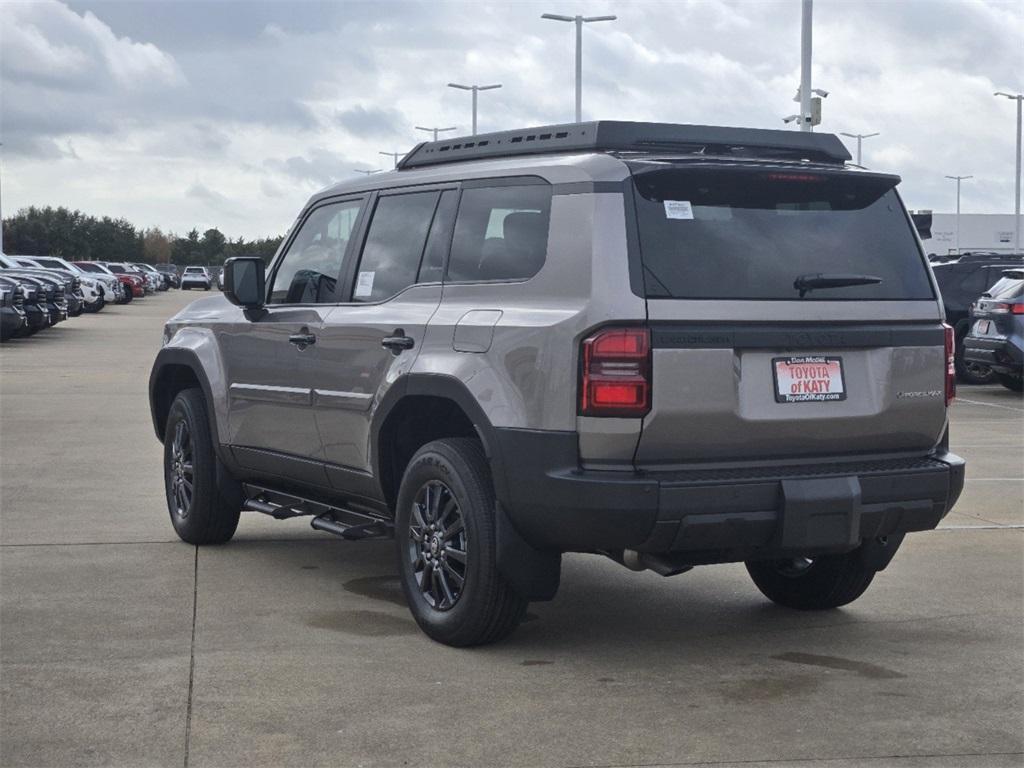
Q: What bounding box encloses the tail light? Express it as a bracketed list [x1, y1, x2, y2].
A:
[1014, 304, 1024, 315]
[943, 323, 956, 407]
[580, 326, 651, 417]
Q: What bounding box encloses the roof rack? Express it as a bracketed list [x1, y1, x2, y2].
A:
[397, 120, 852, 170]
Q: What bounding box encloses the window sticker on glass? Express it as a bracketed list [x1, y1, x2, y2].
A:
[354, 271, 375, 298]
[663, 200, 694, 220]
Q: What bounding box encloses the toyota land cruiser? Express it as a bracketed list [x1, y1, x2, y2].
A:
[150, 121, 965, 646]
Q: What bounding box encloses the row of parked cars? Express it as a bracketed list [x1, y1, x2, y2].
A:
[0, 254, 184, 341]
[931, 251, 1024, 392]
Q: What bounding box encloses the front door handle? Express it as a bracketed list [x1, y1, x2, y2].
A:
[381, 329, 415, 355]
[288, 330, 317, 349]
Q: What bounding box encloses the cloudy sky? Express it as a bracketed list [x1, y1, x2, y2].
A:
[1, 0, 1021, 240]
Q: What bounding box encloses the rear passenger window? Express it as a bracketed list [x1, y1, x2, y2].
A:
[353, 191, 439, 302]
[447, 185, 552, 283]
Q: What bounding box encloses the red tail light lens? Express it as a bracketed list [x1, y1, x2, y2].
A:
[580, 327, 651, 417]
[943, 323, 956, 407]
[1012, 303, 1024, 315]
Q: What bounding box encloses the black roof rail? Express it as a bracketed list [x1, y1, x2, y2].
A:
[396, 120, 852, 170]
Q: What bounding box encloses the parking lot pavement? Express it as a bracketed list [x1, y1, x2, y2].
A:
[2, 288, 1022, 768]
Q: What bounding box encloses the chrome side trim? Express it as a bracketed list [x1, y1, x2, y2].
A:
[229, 383, 312, 406]
[313, 388, 374, 411]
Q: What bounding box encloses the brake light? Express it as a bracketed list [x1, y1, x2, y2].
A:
[1012, 304, 1024, 315]
[580, 327, 651, 417]
[943, 323, 956, 407]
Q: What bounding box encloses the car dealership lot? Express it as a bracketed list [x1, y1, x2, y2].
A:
[1, 289, 1021, 768]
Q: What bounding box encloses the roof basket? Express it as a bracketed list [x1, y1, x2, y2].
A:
[397, 120, 852, 169]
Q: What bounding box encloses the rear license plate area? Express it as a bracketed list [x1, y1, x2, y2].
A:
[773, 356, 846, 403]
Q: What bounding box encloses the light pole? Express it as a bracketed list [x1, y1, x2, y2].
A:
[415, 126, 458, 142]
[353, 169, 382, 176]
[799, 0, 813, 133]
[945, 175, 973, 254]
[379, 151, 404, 169]
[541, 13, 616, 123]
[839, 132, 879, 166]
[447, 83, 502, 135]
[995, 92, 1023, 252]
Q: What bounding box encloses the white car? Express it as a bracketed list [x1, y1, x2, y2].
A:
[73, 261, 129, 303]
[16, 255, 119, 312]
[180, 266, 212, 290]
[132, 263, 169, 291]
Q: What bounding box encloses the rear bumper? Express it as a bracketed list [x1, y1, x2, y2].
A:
[493, 428, 965, 561]
[963, 334, 1023, 374]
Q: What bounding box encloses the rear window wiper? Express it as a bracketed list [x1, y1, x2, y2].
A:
[794, 273, 882, 298]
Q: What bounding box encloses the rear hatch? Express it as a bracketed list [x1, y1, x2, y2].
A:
[629, 163, 947, 467]
[969, 270, 1024, 340]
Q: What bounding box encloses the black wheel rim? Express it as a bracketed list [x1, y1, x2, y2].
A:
[407, 480, 467, 611]
[168, 419, 194, 520]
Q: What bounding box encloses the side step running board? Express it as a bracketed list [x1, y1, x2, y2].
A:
[311, 515, 392, 541]
[242, 483, 394, 541]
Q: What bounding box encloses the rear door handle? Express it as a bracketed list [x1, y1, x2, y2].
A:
[288, 331, 317, 348]
[381, 329, 415, 355]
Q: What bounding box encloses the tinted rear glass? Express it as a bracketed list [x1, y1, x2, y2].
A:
[633, 168, 933, 300]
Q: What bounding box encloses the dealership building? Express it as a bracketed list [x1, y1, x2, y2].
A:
[915, 213, 1022, 255]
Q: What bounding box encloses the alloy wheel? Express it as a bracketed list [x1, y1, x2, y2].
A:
[169, 419, 194, 519]
[407, 480, 468, 611]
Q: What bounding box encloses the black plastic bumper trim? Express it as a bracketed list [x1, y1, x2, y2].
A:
[493, 427, 965, 559]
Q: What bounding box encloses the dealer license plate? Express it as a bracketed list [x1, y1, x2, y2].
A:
[773, 356, 846, 403]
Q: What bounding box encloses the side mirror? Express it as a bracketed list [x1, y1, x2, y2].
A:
[222, 257, 265, 310]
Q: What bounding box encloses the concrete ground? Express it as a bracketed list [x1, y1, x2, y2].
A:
[1, 289, 1022, 768]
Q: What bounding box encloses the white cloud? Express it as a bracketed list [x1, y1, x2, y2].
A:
[1, 1, 183, 90]
[1, 0, 1021, 238]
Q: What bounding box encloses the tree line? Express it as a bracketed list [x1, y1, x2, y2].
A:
[2, 206, 283, 267]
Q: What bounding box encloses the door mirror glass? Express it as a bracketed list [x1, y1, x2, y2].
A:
[223, 257, 265, 309]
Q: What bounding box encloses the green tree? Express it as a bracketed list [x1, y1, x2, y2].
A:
[200, 228, 227, 264]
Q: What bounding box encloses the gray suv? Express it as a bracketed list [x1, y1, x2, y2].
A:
[150, 121, 965, 646]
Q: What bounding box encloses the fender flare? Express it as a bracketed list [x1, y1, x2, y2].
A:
[370, 373, 561, 601]
[149, 347, 225, 461]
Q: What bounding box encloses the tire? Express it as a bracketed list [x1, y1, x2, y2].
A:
[995, 372, 1024, 392]
[746, 550, 877, 610]
[163, 388, 241, 545]
[395, 438, 527, 647]
[955, 335, 995, 385]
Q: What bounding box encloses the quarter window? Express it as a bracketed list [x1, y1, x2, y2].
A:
[352, 191, 439, 303]
[269, 199, 363, 304]
[447, 185, 552, 283]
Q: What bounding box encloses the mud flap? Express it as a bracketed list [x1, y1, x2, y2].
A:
[495, 502, 561, 601]
[780, 476, 862, 551]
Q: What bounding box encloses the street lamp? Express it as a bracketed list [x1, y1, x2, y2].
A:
[945, 175, 973, 254]
[541, 13, 617, 123]
[995, 91, 1023, 252]
[353, 169, 381, 176]
[415, 126, 458, 142]
[379, 151, 405, 169]
[839, 132, 880, 166]
[447, 83, 502, 136]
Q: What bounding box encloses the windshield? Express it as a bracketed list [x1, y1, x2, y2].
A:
[184, 267, 204, 274]
[632, 167, 934, 301]
[76, 263, 106, 274]
[106, 265, 126, 273]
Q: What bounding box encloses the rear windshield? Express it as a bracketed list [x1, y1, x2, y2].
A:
[986, 274, 1024, 300]
[632, 167, 934, 300]
[76, 263, 104, 273]
[184, 267, 204, 273]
